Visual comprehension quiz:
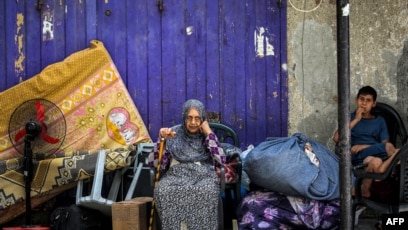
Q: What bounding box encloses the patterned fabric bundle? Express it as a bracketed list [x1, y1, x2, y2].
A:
[0, 40, 151, 224]
[237, 190, 341, 229]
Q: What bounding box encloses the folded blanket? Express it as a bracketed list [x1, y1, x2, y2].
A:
[0, 40, 151, 224]
[0, 40, 150, 161]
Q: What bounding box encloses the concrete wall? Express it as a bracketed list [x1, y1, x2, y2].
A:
[287, 0, 408, 150]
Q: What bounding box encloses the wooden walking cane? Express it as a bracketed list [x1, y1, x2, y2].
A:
[148, 137, 166, 230]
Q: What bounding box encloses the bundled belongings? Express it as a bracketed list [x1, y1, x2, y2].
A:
[244, 133, 339, 200]
[237, 190, 341, 229]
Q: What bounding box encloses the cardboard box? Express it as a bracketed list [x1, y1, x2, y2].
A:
[112, 197, 154, 230]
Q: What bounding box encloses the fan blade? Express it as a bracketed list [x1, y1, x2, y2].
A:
[9, 98, 66, 156]
[40, 124, 60, 144]
[37, 101, 59, 144]
[36, 101, 44, 123]
[14, 128, 26, 142]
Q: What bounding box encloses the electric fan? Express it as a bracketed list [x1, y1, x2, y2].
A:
[7, 98, 66, 229]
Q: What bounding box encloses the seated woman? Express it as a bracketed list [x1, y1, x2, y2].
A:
[149, 99, 226, 230]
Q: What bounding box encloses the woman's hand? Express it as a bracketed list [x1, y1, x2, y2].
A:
[159, 128, 176, 139]
[200, 121, 212, 136]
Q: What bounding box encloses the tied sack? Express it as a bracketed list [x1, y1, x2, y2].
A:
[244, 133, 339, 200]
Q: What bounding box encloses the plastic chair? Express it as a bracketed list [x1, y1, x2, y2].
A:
[352, 102, 408, 227]
[208, 122, 242, 228]
[209, 123, 242, 198]
[75, 149, 144, 215]
[372, 103, 408, 147]
[123, 143, 156, 200]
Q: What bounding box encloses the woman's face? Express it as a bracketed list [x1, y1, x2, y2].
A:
[185, 108, 202, 134]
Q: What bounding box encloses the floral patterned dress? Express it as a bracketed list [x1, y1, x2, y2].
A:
[149, 132, 226, 230]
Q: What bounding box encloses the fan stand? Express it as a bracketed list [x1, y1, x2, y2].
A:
[23, 121, 40, 227]
[3, 121, 50, 230]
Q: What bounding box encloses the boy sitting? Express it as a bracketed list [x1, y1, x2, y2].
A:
[333, 85, 399, 198]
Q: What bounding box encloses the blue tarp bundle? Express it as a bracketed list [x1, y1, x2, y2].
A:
[244, 133, 340, 200]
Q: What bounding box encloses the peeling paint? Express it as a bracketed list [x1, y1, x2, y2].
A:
[254, 27, 274, 58]
[14, 13, 25, 75]
[281, 63, 287, 71]
[186, 26, 194, 35]
[42, 9, 54, 41]
[342, 4, 350, 17]
[15, 50, 25, 72]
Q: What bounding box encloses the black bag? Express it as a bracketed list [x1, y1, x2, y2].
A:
[50, 204, 110, 230]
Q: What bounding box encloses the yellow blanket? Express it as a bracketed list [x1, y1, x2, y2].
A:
[0, 40, 151, 224]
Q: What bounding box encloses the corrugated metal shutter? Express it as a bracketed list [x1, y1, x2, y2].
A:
[0, 0, 287, 148]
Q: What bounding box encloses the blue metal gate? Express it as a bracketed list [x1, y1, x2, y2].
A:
[0, 0, 287, 148]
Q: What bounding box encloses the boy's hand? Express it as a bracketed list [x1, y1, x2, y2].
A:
[355, 107, 364, 121]
[351, 144, 370, 154]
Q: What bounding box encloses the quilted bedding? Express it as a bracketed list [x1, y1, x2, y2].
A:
[0, 41, 151, 224]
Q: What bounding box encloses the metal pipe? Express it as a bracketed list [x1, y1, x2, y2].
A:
[336, 0, 352, 229]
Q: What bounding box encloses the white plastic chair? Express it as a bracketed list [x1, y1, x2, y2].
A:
[75, 149, 144, 215]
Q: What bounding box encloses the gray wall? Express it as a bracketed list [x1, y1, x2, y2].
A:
[287, 1, 408, 150]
